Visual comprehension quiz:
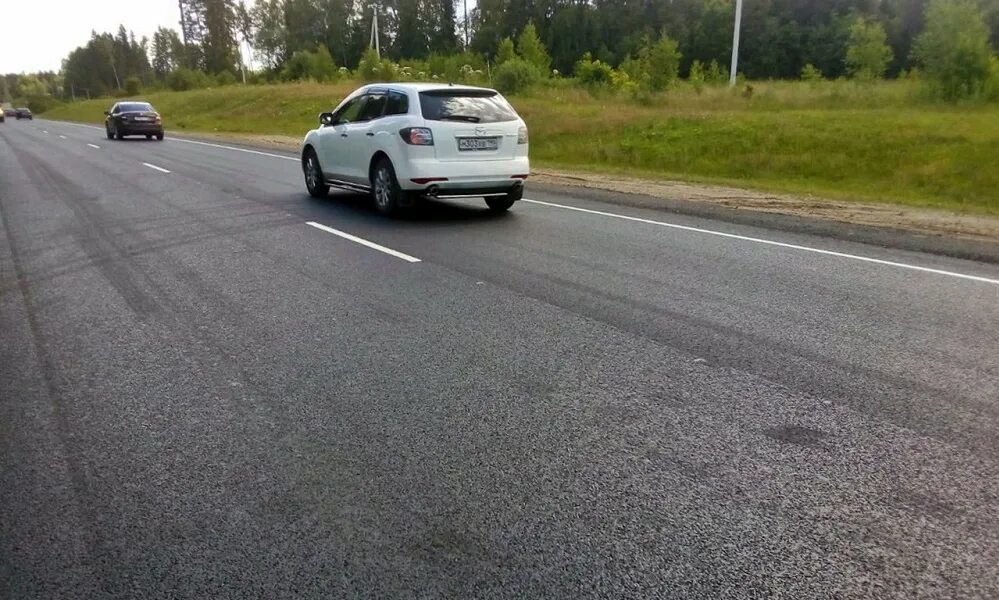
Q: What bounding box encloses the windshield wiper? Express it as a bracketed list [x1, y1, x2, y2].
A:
[439, 115, 481, 122]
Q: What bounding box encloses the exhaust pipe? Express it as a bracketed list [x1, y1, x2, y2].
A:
[426, 185, 439, 198]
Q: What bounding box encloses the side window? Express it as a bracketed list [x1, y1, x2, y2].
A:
[357, 94, 387, 122]
[111, 104, 120, 114]
[334, 96, 365, 125]
[385, 91, 409, 116]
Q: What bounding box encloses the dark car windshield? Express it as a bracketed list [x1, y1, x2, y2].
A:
[419, 90, 517, 124]
[119, 103, 154, 112]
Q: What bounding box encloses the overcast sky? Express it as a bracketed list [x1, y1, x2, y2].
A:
[0, 0, 198, 74]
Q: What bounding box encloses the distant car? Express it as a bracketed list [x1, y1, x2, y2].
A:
[104, 101, 164, 140]
[15, 107, 32, 120]
[301, 83, 529, 215]
[0, 109, 4, 123]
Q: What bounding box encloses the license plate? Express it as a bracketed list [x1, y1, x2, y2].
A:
[134, 117, 151, 122]
[458, 137, 499, 151]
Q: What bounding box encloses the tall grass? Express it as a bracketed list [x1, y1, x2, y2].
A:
[42, 79, 999, 214]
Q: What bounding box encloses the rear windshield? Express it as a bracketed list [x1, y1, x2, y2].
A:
[419, 91, 517, 124]
[120, 102, 153, 112]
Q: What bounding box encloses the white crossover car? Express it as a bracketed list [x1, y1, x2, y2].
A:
[301, 83, 529, 214]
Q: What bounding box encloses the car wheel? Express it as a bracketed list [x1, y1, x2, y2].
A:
[106, 126, 113, 140]
[372, 158, 407, 216]
[303, 149, 329, 198]
[485, 186, 523, 212]
[146, 134, 152, 140]
[115, 127, 124, 140]
[156, 133, 164, 141]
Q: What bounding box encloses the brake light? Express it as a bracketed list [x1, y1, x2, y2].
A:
[517, 126, 528, 144]
[400, 127, 434, 146]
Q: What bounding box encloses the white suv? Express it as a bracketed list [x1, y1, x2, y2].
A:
[301, 83, 529, 215]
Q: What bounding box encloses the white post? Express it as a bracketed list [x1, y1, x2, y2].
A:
[729, 0, 743, 86]
[370, 5, 380, 58]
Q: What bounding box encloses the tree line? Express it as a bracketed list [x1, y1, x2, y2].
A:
[3, 0, 998, 107]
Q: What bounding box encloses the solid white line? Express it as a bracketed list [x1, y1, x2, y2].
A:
[521, 198, 999, 286]
[87, 143, 100, 149]
[172, 137, 298, 161]
[58, 135, 67, 139]
[143, 162, 171, 174]
[42, 130, 48, 134]
[306, 221, 421, 263]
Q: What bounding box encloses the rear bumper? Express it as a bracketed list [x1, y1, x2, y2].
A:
[397, 156, 530, 192]
[120, 123, 163, 135]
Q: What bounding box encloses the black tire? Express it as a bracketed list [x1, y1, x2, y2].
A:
[485, 186, 523, 212]
[106, 126, 113, 140]
[303, 148, 329, 198]
[155, 133, 164, 141]
[115, 127, 124, 140]
[371, 158, 405, 216]
[146, 134, 152, 140]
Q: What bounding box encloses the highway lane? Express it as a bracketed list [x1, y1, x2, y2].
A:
[2, 118, 998, 598]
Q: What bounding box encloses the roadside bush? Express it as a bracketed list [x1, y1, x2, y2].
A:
[689, 60, 706, 93]
[496, 37, 516, 65]
[124, 76, 141, 96]
[575, 53, 614, 88]
[706, 60, 728, 84]
[800, 63, 824, 82]
[845, 17, 892, 81]
[25, 94, 59, 113]
[357, 48, 398, 82]
[914, 0, 995, 101]
[493, 58, 542, 94]
[282, 46, 338, 82]
[427, 52, 487, 81]
[167, 68, 212, 91]
[517, 22, 551, 75]
[215, 70, 238, 86]
[641, 35, 682, 91]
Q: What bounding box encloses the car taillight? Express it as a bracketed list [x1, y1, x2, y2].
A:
[517, 126, 528, 144]
[400, 127, 434, 146]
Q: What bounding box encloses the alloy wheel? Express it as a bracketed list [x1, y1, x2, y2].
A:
[374, 167, 392, 209]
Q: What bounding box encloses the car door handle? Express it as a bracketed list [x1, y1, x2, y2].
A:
[366, 132, 374, 137]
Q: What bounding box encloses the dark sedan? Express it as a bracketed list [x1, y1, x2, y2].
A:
[15, 107, 32, 120]
[105, 101, 164, 140]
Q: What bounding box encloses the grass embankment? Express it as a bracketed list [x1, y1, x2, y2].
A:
[43, 80, 999, 215]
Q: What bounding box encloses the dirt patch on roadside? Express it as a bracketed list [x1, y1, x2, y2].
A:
[532, 169, 999, 244]
[198, 131, 999, 244]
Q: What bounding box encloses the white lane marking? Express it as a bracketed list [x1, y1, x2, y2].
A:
[306, 221, 421, 263]
[87, 143, 101, 149]
[172, 137, 298, 161]
[143, 162, 171, 174]
[42, 130, 49, 134]
[521, 198, 999, 286]
[58, 135, 68, 139]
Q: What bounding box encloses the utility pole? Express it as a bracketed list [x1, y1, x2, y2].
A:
[729, 0, 743, 86]
[106, 39, 122, 90]
[369, 4, 380, 58]
[463, 0, 469, 48]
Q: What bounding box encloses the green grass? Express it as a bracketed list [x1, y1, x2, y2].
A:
[42, 79, 999, 215]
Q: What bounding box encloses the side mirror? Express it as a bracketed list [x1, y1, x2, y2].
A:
[319, 112, 334, 126]
[104, 111, 110, 116]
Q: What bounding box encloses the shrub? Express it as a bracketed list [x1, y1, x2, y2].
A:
[215, 70, 238, 86]
[801, 63, 824, 82]
[282, 46, 338, 82]
[845, 17, 892, 81]
[167, 68, 212, 91]
[496, 37, 516, 65]
[913, 0, 995, 101]
[706, 60, 728, 84]
[642, 35, 681, 91]
[426, 52, 487, 82]
[575, 53, 614, 88]
[124, 76, 141, 96]
[493, 58, 541, 94]
[689, 60, 706, 93]
[357, 47, 398, 82]
[517, 22, 551, 74]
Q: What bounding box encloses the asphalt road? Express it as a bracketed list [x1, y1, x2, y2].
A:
[2, 119, 998, 599]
